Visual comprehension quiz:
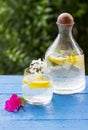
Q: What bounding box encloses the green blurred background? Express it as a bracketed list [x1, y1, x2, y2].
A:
[0, 0, 88, 74]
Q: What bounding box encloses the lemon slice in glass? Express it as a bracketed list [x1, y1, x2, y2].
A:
[48, 55, 66, 64]
[23, 73, 51, 89]
[67, 55, 78, 66]
[67, 55, 84, 68]
[23, 79, 51, 89]
[30, 80, 51, 89]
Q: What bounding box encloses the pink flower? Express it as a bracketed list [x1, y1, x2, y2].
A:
[5, 94, 22, 112]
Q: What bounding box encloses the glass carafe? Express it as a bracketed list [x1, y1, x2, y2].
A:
[45, 15, 85, 94]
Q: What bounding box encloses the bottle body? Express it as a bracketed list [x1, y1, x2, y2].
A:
[45, 24, 86, 94]
[22, 68, 53, 105]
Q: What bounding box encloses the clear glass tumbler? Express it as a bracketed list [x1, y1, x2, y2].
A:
[22, 68, 53, 105]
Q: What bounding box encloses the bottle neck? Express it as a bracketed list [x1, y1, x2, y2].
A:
[57, 24, 73, 37]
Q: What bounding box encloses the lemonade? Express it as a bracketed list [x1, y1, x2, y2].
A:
[22, 59, 53, 105]
[22, 74, 52, 105]
[46, 54, 85, 94]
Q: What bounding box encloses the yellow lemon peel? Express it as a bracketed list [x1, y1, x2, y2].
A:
[23, 79, 51, 89]
[66, 55, 78, 66]
[30, 81, 51, 89]
[48, 55, 66, 64]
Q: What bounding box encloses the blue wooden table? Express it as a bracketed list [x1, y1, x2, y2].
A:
[0, 75, 88, 130]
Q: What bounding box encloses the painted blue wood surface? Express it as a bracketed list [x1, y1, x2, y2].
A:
[0, 75, 88, 130]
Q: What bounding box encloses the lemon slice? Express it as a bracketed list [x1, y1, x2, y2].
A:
[48, 55, 66, 64]
[23, 79, 51, 89]
[67, 55, 78, 66]
[30, 80, 51, 89]
[67, 55, 84, 68]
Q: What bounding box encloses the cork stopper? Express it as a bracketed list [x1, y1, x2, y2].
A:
[57, 13, 74, 24]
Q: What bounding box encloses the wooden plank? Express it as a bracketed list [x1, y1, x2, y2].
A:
[0, 84, 22, 94]
[0, 75, 23, 84]
[1, 94, 88, 120]
[0, 120, 88, 130]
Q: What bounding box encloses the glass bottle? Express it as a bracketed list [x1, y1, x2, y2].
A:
[45, 13, 86, 94]
[22, 59, 53, 105]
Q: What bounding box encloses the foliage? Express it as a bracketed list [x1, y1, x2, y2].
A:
[0, 0, 88, 74]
